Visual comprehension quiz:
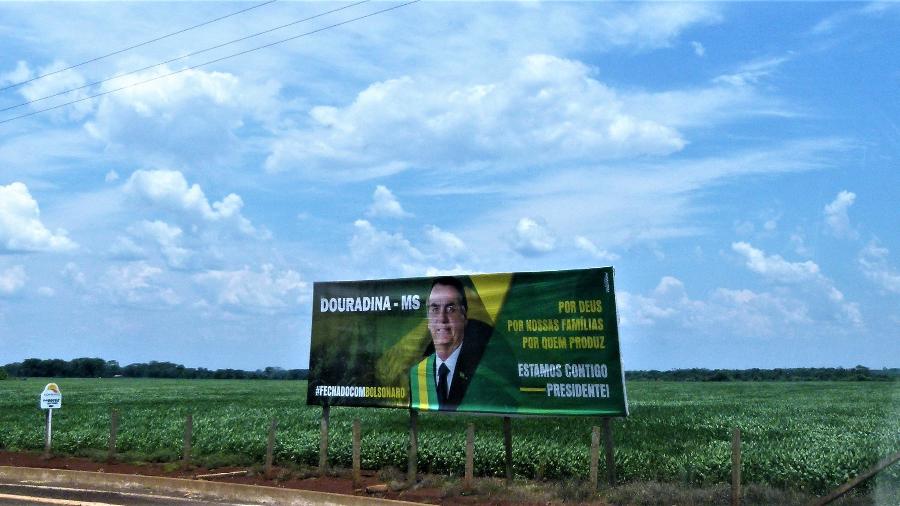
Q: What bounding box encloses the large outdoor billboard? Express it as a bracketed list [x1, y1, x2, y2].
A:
[307, 267, 628, 416]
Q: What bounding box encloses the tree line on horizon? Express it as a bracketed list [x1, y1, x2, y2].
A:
[1, 358, 896, 382]
[625, 365, 898, 382]
[0, 358, 308, 380]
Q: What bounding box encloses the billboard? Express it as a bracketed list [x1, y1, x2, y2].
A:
[307, 267, 628, 416]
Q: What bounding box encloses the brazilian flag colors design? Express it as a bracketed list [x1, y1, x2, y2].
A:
[307, 267, 628, 417]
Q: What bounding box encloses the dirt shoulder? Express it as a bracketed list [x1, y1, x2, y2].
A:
[0, 451, 540, 505]
[4, 451, 872, 506]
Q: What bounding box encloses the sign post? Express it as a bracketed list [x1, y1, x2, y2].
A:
[40, 383, 62, 457]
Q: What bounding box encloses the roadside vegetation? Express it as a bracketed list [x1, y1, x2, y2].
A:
[5, 357, 898, 382]
[1, 377, 897, 503]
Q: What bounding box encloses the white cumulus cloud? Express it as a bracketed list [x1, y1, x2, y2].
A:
[0, 265, 27, 296]
[691, 41, 706, 57]
[617, 276, 686, 325]
[824, 190, 858, 239]
[61, 262, 86, 286]
[616, 275, 859, 339]
[732, 241, 821, 283]
[575, 236, 620, 262]
[108, 236, 145, 261]
[367, 185, 411, 218]
[0, 182, 77, 252]
[194, 264, 307, 313]
[858, 241, 900, 294]
[345, 220, 474, 278]
[349, 220, 427, 277]
[128, 220, 191, 269]
[101, 261, 179, 306]
[732, 241, 862, 327]
[511, 217, 556, 256]
[426, 226, 466, 260]
[598, 3, 721, 50]
[124, 170, 260, 237]
[85, 67, 279, 162]
[266, 54, 686, 179]
[0, 60, 31, 86]
[12, 60, 94, 121]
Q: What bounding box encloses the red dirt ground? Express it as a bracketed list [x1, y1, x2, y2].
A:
[0, 450, 512, 504]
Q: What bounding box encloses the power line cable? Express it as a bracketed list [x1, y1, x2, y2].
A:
[0, 0, 420, 126]
[1, 0, 369, 114]
[1, 0, 278, 92]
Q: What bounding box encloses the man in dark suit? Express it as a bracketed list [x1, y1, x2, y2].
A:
[409, 276, 490, 411]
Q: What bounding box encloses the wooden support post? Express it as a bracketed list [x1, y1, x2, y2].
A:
[731, 427, 741, 506]
[590, 425, 600, 493]
[602, 417, 615, 487]
[265, 418, 277, 475]
[352, 418, 361, 488]
[464, 423, 475, 491]
[503, 416, 513, 485]
[810, 450, 900, 506]
[318, 405, 330, 476]
[108, 409, 119, 461]
[407, 409, 418, 484]
[182, 413, 192, 466]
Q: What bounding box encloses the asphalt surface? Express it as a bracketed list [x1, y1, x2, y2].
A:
[0, 482, 257, 505]
[0, 467, 415, 506]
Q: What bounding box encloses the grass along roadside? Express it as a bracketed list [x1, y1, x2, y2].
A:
[1, 378, 897, 498]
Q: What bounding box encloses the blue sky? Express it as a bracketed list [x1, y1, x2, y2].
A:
[0, 1, 897, 371]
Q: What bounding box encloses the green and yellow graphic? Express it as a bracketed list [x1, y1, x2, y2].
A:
[307, 267, 628, 416]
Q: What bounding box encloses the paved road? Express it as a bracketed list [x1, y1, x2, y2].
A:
[0, 483, 257, 506]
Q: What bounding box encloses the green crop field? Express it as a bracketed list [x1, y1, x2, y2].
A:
[1, 378, 897, 496]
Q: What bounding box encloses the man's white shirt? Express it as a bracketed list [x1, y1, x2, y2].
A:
[435, 341, 463, 392]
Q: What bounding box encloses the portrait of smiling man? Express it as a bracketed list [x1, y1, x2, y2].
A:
[409, 276, 492, 411]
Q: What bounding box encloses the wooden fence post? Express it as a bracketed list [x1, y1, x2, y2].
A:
[318, 404, 330, 476]
[590, 425, 600, 493]
[810, 450, 900, 506]
[464, 423, 475, 491]
[182, 413, 192, 467]
[352, 418, 361, 488]
[407, 409, 418, 484]
[731, 427, 741, 506]
[602, 417, 615, 487]
[265, 418, 277, 475]
[108, 409, 119, 461]
[503, 416, 513, 485]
